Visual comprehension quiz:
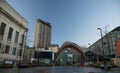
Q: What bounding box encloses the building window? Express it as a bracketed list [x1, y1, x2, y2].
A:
[12, 47, 16, 55]
[0, 22, 6, 39]
[21, 34, 24, 46]
[0, 43, 2, 50]
[5, 45, 10, 54]
[19, 49, 22, 56]
[14, 31, 19, 43]
[7, 27, 13, 41]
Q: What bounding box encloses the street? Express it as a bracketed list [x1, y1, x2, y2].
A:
[0, 66, 120, 73]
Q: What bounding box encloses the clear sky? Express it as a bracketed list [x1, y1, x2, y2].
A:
[6, 0, 120, 47]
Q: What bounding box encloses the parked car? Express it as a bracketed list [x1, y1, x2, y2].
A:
[18, 63, 28, 68]
[100, 63, 112, 69]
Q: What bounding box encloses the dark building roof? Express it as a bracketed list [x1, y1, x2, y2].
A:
[111, 26, 120, 32]
[36, 19, 51, 28]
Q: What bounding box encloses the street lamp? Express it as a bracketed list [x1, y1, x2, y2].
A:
[23, 31, 27, 60]
[88, 43, 92, 62]
[97, 28, 108, 70]
[88, 43, 91, 51]
[97, 28, 104, 56]
[19, 31, 27, 67]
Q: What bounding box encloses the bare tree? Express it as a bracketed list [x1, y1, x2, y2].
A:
[26, 32, 33, 47]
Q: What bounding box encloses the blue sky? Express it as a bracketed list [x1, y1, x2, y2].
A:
[7, 0, 120, 47]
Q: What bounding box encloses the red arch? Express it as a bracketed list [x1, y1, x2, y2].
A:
[55, 41, 86, 61]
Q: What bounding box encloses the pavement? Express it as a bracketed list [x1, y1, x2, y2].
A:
[0, 66, 120, 73]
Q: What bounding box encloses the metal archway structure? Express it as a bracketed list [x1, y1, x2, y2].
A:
[55, 41, 86, 61]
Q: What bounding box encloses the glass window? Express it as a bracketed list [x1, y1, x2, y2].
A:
[14, 31, 19, 43]
[19, 49, 22, 56]
[0, 43, 1, 50]
[0, 22, 6, 37]
[7, 27, 13, 41]
[12, 47, 16, 55]
[5, 45, 10, 54]
[21, 34, 24, 46]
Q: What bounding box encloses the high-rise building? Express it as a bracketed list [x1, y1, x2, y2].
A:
[0, 0, 28, 63]
[34, 19, 51, 50]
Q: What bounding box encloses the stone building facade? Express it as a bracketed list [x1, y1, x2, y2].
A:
[0, 0, 28, 63]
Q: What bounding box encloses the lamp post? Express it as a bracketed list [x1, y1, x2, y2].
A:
[88, 43, 92, 62]
[97, 28, 104, 57]
[23, 31, 27, 61]
[88, 43, 91, 51]
[19, 31, 27, 65]
[19, 31, 28, 68]
[97, 28, 108, 70]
